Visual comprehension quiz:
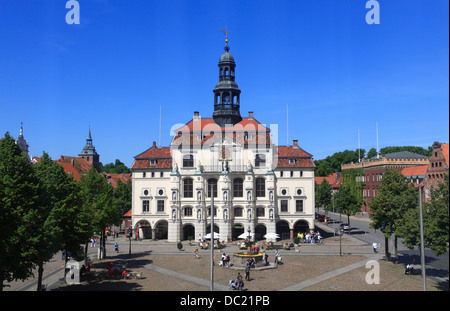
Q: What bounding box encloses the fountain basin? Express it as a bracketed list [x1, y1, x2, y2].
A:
[233, 252, 264, 268]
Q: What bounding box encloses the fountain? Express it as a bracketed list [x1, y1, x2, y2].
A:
[233, 227, 264, 268]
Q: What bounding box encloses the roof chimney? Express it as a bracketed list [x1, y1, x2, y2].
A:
[293, 139, 299, 148]
[152, 141, 157, 148]
[248, 111, 254, 120]
[193, 111, 200, 120]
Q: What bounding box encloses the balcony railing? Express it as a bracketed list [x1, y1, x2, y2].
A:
[202, 165, 248, 173]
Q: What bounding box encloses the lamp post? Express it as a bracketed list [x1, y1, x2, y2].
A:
[418, 184, 427, 291]
[339, 209, 342, 256]
[128, 225, 134, 256]
[210, 183, 214, 292]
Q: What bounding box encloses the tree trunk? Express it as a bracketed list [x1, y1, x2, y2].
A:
[385, 236, 390, 261]
[36, 261, 44, 291]
[84, 242, 88, 266]
[102, 230, 107, 258]
[394, 236, 398, 264]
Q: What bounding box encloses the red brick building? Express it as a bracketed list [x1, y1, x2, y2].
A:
[342, 151, 430, 214]
[423, 142, 449, 200]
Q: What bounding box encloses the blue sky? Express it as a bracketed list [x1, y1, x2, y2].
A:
[0, 0, 448, 168]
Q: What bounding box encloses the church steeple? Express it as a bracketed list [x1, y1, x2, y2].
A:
[78, 126, 100, 171]
[212, 29, 242, 127]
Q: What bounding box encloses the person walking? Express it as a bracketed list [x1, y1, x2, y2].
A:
[245, 264, 251, 281]
[372, 242, 378, 253]
[114, 242, 119, 253]
[275, 250, 280, 264]
[237, 272, 244, 291]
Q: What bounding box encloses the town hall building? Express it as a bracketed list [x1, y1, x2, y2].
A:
[131, 36, 315, 242]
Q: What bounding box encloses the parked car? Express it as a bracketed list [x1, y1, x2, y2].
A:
[340, 223, 351, 231]
[317, 214, 325, 222]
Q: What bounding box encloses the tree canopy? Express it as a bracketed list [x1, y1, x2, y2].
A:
[99, 159, 130, 174]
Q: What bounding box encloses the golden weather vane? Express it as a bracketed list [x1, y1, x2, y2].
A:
[221, 27, 230, 43]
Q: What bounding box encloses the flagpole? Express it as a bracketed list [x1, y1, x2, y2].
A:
[210, 183, 214, 291]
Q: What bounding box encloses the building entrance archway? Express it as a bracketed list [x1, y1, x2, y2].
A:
[155, 220, 168, 240]
[182, 224, 195, 241]
[255, 224, 267, 241]
[276, 220, 290, 240]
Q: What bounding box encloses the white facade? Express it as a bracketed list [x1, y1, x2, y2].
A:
[131, 125, 315, 242]
[131, 41, 315, 242]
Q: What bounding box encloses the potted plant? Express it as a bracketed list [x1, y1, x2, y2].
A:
[177, 242, 183, 252]
[188, 236, 193, 246]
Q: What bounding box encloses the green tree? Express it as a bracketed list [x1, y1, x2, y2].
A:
[80, 167, 121, 259]
[367, 148, 377, 159]
[31, 152, 91, 289]
[99, 159, 131, 174]
[397, 174, 449, 256]
[0, 133, 39, 290]
[316, 179, 332, 210]
[369, 168, 418, 263]
[314, 160, 333, 177]
[114, 179, 132, 222]
[334, 184, 360, 226]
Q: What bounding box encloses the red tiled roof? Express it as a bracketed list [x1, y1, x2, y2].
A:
[441, 143, 449, 167]
[315, 172, 342, 188]
[59, 156, 92, 173]
[105, 173, 132, 188]
[132, 141, 172, 170]
[176, 117, 269, 133]
[401, 165, 428, 177]
[276, 144, 314, 168]
[32, 155, 88, 181]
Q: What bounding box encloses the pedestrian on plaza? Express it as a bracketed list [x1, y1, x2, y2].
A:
[373, 242, 378, 253]
[245, 264, 251, 281]
[90, 238, 94, 248]
[275, 250, 280, 264]
[237, 272, 244, 291]
[114, 242, 119, 253]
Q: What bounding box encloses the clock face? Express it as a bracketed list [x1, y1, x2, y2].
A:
[219, 145, 232, 161]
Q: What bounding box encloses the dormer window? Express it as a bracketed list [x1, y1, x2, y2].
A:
[289, 158, 296, 165]
[150, 159, 157, 166]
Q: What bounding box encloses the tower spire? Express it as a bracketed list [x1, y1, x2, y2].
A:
[221, 27, 230, 52]
[213, 28, 242, 127]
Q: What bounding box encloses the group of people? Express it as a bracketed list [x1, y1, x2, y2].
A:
[297, 232, 322, 244]
[220, 253, 231, 267]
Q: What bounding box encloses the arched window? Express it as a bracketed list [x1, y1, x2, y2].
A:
[256, 207, 265, 217]
[207, 178, 217, 197]
[184, 206, 193, 217]
[208, 207, 217, 217]
[183, 154, 194, 167]
[234, 207, 243, 217]
[233, 178, 243, 197]
[183, 178, 193, 198]
[255, 178, 265, 197]
[255, 154, 266, 167]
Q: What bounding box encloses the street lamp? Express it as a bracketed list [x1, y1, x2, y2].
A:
[210, 183, 214, 292]
[418, 184, 427, 291]
[127, 225, 135, 256]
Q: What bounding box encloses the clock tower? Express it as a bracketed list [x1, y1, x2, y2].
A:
[212, 30, 242, 127]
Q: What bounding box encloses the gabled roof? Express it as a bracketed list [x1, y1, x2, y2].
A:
[132, 141, 172, 170]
